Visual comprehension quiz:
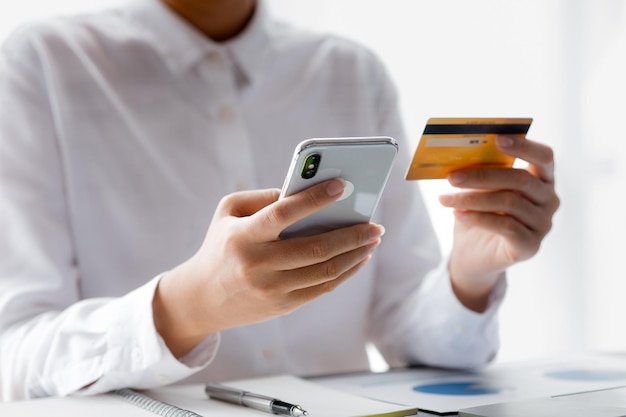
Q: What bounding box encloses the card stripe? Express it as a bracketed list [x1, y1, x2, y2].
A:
[423, 123, 531, 135]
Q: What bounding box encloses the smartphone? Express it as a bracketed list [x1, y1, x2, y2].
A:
[279, 137, 398, 239]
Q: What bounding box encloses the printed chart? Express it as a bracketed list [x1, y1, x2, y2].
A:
[314, 354, 626, 414]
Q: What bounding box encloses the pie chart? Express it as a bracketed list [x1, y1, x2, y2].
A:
[545, 369, 626, 381]
[413, 381, 504, 396]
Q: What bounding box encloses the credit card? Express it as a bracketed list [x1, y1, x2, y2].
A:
[405, 117, 533, 180]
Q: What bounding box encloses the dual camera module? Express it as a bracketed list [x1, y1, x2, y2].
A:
[301, 153, 321, 179]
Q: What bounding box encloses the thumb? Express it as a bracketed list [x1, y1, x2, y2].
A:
[216, 188, 281, 218]
[248, 179, 345, 241]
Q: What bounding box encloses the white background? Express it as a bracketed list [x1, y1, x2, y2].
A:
[1, 0, 625, 366]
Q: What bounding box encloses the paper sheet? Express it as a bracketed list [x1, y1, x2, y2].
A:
[313, 354, 626, 414]
[148, 375, 418, 417]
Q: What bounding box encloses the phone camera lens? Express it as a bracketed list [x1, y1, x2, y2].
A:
[301, 153, 321, 179]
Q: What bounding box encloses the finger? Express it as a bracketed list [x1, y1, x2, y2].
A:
[267, 223, 384, 270]
[495, 135, 555, 182]
[448, 168, 555, 206]
[440, 190, 552, 234]
[237, 241, 377, 307]
[216, 188, 281, 218]
[247, 179, 346, 241]
[288, 255, 372, 304]
[278, 239, 380, 290]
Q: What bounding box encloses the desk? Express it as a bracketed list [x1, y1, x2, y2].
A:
[2, 353, 626, 417]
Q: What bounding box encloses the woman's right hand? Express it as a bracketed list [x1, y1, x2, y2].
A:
[152, 179, 384, 357]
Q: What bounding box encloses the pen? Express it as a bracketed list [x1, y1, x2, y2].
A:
[204, 382, 308, 417]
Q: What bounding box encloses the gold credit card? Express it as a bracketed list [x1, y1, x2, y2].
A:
[405, 117, 533, 180]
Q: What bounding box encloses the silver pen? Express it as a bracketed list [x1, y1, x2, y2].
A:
[205, 383, 308, 417]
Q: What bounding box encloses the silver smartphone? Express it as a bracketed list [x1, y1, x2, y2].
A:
[279, 137, 398, 239]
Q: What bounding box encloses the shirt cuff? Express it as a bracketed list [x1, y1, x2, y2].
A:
[78, 274, 220, 395]
[425, 258, 507, 319]
[179, 332, 222, 367]
[399, 259, 507, 369]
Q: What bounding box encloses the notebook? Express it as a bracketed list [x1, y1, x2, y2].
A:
[144, 375, 418, 417]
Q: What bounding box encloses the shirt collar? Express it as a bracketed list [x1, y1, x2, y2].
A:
[126, 0, 272, 85]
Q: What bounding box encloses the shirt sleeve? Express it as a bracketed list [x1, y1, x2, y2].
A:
[366, 54, 506, 370]
[0, 26, 217, 402]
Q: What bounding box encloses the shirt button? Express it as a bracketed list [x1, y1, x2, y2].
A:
[157, 374, 170, 384]
[217, 105, 234, 122]
[235, 182, 250, 191]
[262, 347, 275, 360]
[207, 51, 222, 64]
[131, 346, 143, 363]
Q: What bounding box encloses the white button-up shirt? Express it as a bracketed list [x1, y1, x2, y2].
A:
[0, 0, 505, 401]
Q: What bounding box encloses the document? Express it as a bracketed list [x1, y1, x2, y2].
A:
[313, 353, 626, 414]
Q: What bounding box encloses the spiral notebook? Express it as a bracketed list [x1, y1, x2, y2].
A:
[110, 388, 202, 417]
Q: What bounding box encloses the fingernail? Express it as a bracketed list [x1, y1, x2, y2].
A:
[496, 135, 514, 148]
[439, 194, 453, 206]
[326, 179, 345, 196]
[367, 224, 385, 241]
[448, 171, 467, 185]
